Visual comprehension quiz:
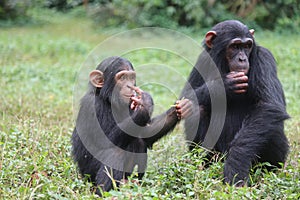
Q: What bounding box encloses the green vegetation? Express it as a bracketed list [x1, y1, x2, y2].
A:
[1, 1, 300, 33]
[88, 0, 300, 33]
[0, 10, 299, 199]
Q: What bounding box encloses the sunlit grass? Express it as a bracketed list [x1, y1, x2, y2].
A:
[0, 9, 299, 199]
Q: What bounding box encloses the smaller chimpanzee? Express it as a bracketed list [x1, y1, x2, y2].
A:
[72, 56, 192, 195]
[181, 20, 289, 186]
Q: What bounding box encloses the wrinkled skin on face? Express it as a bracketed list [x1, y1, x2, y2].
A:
[225, 37, 253, 94]
[114, 70, 137, 104]
[226, 37, 253, 74]
[205, 27, 254, 94]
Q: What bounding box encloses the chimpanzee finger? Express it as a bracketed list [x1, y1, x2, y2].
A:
[176, 99, 189, 108]
[233, 83, 248, 94]
[234, 83, 248, 90]
[134, 86, 143, 96]
[130, 96, 143, 105]
[175, 109, 182, 120]
[130, 101, 137, 110]
[127, 85, 143, 97]
[181, 102, 193, 118]
[135, 88, 143, 97]
[176, 109, 182, 115]
[175, 99, 193, 119]
[234, 75, 248, 83]
[227, 71, 245, 79]
[180, 107, 193, 119]
[177, 100, 190, 110]
[234, 89, 247, 94]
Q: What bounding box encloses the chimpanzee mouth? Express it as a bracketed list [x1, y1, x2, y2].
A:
[231, 66, 249, 74]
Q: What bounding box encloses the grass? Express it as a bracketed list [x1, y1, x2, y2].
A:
[0, 9, 299, 199]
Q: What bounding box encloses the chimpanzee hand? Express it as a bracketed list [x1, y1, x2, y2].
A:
[225, 72, 248, 94]
[129, 86, 145, 110]
[175, 98, 193, 120]
[129, 86, 154, 126]
[129, 86, 153, 113]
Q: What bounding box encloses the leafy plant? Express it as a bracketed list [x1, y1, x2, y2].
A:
[0, 10, 299, 199]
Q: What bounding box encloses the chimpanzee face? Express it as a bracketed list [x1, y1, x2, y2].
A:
[226, 37, 253, 74]
[205, 21, 255, 75]
[89, 67, 137, 105]
[114, 70, 136, 104]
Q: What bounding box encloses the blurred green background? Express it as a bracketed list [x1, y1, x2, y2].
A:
[1, 0, 300, 33]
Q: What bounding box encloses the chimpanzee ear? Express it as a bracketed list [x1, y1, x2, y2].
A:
[249, 29, 255, 36]
[205, 31, 217, 49]
[89, 70, 104, 88]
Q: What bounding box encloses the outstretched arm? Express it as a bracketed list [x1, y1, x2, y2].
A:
[110, 87, 192, 148]
[143, 98, 192, 147]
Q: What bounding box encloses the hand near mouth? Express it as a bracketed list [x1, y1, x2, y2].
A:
[128, 85, 144, 110]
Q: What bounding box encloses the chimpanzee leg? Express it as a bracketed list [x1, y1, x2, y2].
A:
[224, 130, 289, 186]
[224, 143, 254, 186]
[224, 103, 289, 186]
[224, 124, 274, 186]
[259, 130, 289, 169]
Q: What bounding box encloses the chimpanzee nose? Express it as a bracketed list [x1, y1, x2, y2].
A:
[239, 55, 247, 62]
[239, 57, 246, 62]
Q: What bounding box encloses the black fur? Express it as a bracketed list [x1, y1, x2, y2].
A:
[182, 20, 289, 186]
[72, 57, 179, 195]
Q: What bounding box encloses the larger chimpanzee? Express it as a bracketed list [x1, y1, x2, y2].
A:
[72, 56, 192, 195]
[181, 20, 289, 186]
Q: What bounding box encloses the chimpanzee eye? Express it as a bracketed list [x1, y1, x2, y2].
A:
[120, 75, 126, 81]
[130, 74, 135, 80]
[244, 42, 253, 49]
[231, 44, 239, 49]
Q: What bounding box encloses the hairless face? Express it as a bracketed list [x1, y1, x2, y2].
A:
[114, 70, 137, 104]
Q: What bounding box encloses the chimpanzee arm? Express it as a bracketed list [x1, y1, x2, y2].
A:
[107, 105, 153, 148]
[112, 105, 179, 148]
[110, 93, 190, 149]
[105, 92, 154, 148]
[143, 107, 179, 147]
